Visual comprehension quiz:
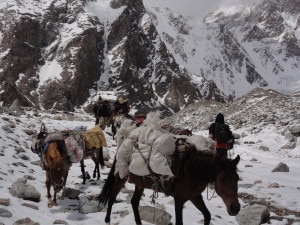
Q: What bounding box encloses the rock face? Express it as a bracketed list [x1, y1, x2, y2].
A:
[0, 0, 299, 115]
[0, 0, 104, 111]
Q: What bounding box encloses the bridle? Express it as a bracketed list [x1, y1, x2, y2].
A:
[49, 168, 65, 192]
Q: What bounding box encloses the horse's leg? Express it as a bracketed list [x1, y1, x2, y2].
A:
[99, 147, 104, 167]
[131, 185, 144, 225]
[105, 175, 127, 224]
[111, 124, 116, 140]
[191, 195, 211, 225]
[63, 168, 69, 187]
[80, 159, 86, 184]
[92, 149, 100, 180]
[174, 198, 185, 225]
[46, 171, 56, 208]
[92, 157, 100, 180]
[45, 171, 51, 198]
[51, 192, 58, 207]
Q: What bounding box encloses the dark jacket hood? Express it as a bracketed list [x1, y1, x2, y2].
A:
[215, 113, 225, 124]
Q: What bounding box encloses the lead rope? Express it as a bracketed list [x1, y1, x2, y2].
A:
[206, 184, 216, 201]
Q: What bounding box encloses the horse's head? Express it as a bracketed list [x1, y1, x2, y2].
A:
[49, 167, 67, 193]
[31, 123, 48, 154]
[214, 155, 241, 216]
[31, 132, 47, 154]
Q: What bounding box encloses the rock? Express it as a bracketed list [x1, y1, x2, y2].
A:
[289, 126, 300, 135]
[0, 198, 10, 206]
[9, 99, 25, 114]
[62, 187, 81, 199]
[53, 220, 69, 224]
[21, 203, 39, 210]
[272, 162, 289, 172]
[267, 182, 280, 188]
[0, 208, 12, 218]
[9, 178, 41, 202]
[236, 204, 270, 225]
[78, 195, 102, 214]
[139, 205, 172, 225]
[259, 146, 269, 151]
[13, 217, 40, 225]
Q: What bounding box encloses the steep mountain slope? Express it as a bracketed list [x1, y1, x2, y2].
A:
[152, 0, 300, 98]
[0, 0, 299, 115]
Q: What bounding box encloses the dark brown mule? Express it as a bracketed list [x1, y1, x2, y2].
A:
[99, 145, 241, 225]
[80, 147, 104, 184]
[44, 141, 71, 207]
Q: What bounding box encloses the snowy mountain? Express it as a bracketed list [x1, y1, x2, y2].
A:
[0, 0, 299, 115]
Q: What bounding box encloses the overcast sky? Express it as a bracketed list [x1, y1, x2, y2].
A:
[143, 0, 259, 18]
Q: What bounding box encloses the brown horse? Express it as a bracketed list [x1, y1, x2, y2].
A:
[98, 144, 241, 225]
[31, 123, 104, 185]
[44, 140, 71, 207]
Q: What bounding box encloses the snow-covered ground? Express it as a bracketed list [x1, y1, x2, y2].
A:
[0, 107, 300, 225]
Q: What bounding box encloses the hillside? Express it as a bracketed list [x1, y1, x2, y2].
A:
[0, 0, 299, 115]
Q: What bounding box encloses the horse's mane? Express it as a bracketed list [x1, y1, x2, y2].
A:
[182, 147, 236, 185]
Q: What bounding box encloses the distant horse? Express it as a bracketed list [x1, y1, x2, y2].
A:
[98, 144, 241, 225]
[44, 140, 71, 207]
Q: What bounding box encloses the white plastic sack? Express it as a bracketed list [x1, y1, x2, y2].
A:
[129, 143, 151, 176]
[116, 138, 134, 178]
[186, 135, 215, 153]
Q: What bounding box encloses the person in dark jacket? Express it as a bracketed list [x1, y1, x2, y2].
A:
[209, 113, 233, 159]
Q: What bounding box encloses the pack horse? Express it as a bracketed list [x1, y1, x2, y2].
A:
[31, 123, 107, 206]
[98, 141, 241, 225]
[44, 140, 71, 207]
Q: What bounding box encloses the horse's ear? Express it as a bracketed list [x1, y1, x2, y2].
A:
[232, 155, 240, 166]
[40, 123, 46, 133]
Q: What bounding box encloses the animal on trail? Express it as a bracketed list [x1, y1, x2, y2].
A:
[98, 141, 241, 225]
[31, 123, 105, 186]
[44, 140, 71, 207]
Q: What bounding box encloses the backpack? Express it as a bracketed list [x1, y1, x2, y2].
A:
[214, 123, 230, 144]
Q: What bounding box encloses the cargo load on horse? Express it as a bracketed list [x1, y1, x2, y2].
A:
[114, 112, 215, 180]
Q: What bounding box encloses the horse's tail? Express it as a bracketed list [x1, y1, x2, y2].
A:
[98, 156, 117, 206]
